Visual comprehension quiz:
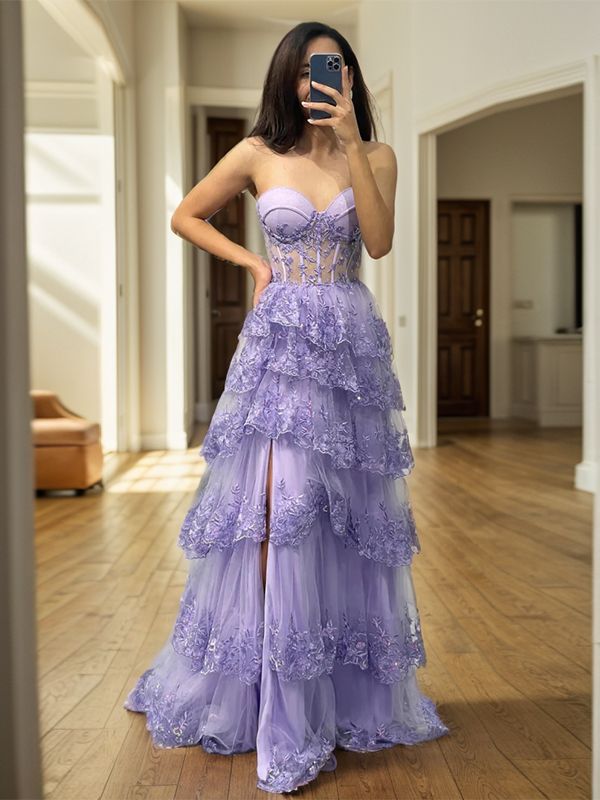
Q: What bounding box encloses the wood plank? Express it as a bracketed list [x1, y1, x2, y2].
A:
[34, 420, 592, 799]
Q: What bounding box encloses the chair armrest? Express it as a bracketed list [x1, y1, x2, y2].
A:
[30, 390, 84, 421]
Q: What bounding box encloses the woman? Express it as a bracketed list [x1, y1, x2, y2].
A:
[123, 20, 450, 795]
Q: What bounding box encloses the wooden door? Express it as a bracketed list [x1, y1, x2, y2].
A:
[437, 200, 490, 416]
[206, 118, 248, 399]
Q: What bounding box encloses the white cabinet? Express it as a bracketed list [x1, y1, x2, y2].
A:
[512, 335, 582, 426]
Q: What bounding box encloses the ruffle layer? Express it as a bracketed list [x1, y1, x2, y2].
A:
[124, 662, 260, 751]
[267, 607, 426, 683]
[124, 528, 449, 788]
[199, 372, 414, 478]
[257, 735, 336, 794]
[168, 448, 425, 687]
[225, 323, 404, 412]
[241, 280, 393, 361]
[123, 283, 451, 795]
[180, 432, 420, 566]
[169, 599, 425, 688]
[201, 279, 414, 478]
[257, 691, 449, 795]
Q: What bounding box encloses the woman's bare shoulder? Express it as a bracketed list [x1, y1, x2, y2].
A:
[244, 136, 272, 198]
[365, 140, 395, 160]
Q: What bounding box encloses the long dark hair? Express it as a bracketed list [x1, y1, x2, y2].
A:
[248, 21, 379, 154]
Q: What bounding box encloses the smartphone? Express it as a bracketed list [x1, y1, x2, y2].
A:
[309, 52, 343, 120]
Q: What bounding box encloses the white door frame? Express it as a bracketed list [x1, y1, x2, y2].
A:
[414, 59, 594, 491]
[414, 56, 600, 798]
[361, 70, 397, 350]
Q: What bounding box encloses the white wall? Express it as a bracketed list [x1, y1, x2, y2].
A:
[87, 0, 135, 82]
[23, 0, 96, 82]
[410, 0, 600, 118]
[436, 92, 582, 417]
[23, 0, 118, 447]
[512, 203, 577, 336]
[188, 27, 287, 87]
[25, 129, 115, 425]
[355, 1, 416, 428]
[354, 0, 598, 439]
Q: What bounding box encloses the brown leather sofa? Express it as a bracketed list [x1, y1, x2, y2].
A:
[31, 390, 104, 495]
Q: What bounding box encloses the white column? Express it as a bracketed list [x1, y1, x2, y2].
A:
[135, 0, 188, 450]
[0, 2, 43, 797]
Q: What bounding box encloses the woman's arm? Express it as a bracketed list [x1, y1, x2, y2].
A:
[303, 68, 396, 259]
[170, 137, 264, 273]
[345, 141, 396, 260]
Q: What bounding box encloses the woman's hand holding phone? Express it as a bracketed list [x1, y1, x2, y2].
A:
[301, 63, 361, 149]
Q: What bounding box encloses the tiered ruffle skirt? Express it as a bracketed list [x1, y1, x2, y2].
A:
[123, 279, 450, 794]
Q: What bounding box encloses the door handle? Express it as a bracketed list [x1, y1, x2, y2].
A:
[471, 308, 484, 326]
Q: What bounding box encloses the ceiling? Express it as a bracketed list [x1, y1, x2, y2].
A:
[178, 0, 359, 31]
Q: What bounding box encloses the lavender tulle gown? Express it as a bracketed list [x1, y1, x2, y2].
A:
[123, 185, 450, 793]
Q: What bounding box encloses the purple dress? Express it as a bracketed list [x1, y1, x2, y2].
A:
[123, 185, 450, 793]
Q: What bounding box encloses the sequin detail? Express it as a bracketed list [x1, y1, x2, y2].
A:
[225, 326, 404, 412]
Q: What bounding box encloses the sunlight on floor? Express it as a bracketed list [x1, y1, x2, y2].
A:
[107, 449, 206, 494]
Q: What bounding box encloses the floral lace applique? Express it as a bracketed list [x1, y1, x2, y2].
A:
[166, 593, 425, 689]
[268, 609, 426, 683]
[200, 395, 415, 480]
[258, 210, 362, 285]
[124, 669, 200, 747]
[326, 487, 421, 566]
[336, 695, 451, 751]
[177, 472, 419, 568]
[178, 480, 267, 558]
[224, 327, 404, 412]
[242, 283, 393, 361]
[257, 734, 335, 794]
[171, 597, 264, 685]
[269, 477, 327, 547]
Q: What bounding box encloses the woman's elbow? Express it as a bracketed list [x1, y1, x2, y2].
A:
[170, 211, 184, 236]
[368, 241, 392, 259]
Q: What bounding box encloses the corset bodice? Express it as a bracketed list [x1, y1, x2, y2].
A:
[256, 186, 362, 285]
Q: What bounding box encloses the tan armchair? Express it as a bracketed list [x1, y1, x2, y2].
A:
[31, 390, 104, 495]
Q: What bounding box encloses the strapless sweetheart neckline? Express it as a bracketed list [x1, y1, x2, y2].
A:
[255, 185, 354, 214]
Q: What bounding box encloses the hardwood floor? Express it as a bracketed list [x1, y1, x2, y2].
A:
[36, 419, 592, 799]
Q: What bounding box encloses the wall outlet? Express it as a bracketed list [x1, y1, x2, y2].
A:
[513, 299, 534, 309]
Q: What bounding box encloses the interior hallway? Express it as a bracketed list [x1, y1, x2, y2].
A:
[35, 419, 591, 799]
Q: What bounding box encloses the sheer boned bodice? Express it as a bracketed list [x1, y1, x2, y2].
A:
[256, 186, 361, 285]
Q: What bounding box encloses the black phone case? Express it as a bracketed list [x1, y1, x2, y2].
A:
[309, 53, 342, 120]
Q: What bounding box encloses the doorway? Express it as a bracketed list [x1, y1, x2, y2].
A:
[437, 199, 490, 417]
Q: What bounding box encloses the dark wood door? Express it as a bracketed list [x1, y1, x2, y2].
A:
[437, 200, 490, 416]
[206, 118, 248, 399]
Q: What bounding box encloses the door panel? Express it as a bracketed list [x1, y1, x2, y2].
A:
[437, 200, 490, 416]
[206, 118, 247, 399]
